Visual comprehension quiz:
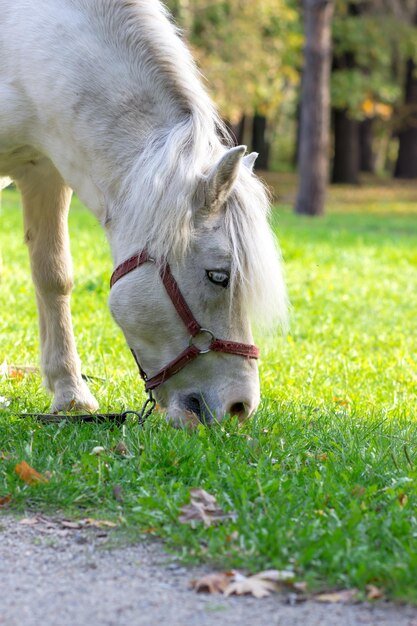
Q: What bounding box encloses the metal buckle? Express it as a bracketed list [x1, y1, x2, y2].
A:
[189, 328, 215, 354]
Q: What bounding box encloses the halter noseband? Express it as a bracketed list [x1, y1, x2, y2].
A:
[110, 250, 259, 391]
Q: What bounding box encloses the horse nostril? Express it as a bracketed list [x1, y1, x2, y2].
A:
[183, 394, 212, 424]
[229, 402, 247, 418]
[184, 394, 202, 417]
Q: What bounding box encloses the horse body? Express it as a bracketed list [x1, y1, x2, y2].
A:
[0, 0, 286, 424]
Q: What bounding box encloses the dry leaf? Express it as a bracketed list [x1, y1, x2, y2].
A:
[224, 570, 295, 599]
[253, 569, 296, 583]
[191, 569, 298, 599]
[398, 493, 408, 508]
[366, 584, 384, 600]
[0, 494, 11, 508]
[191, 571, 235, 594]
[60, 520, 83, 529]
[82, 518, 117, 529]
[333, 397, 350, 407]
[7, 365, 38, 380]
[19, 517, 42, 525]
[113, 442, 130, 456]
[16, 515, 115, 534]
[224, 574, 277, 598]
[315, 588, 359, 603]
[0, 451, 11, 460]
[15, 461, 49, 485]
[178, 488, 235, 528]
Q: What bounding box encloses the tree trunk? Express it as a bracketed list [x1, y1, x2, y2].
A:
[332, 109, 360, 183]
[295, 0, 334, 216]
[330, 2, 362, 184]
[359, 118, 375, 173]
[394, 56, 417, 179]
[251, 114, 270, 170]
[293, 95, 302, 169]
[225, 116, 246, 146]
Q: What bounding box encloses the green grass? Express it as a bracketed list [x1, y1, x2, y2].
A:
[1, 180, 417, 601]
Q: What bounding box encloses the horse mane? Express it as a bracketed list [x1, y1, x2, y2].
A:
[91, 0, 287, 330]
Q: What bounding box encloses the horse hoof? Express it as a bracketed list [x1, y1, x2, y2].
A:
[50, 380, 99, 413]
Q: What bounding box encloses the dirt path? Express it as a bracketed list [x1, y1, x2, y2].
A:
[1, 514, 416, 626]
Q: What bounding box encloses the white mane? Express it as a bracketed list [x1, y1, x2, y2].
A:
[93, 0, 287, 330]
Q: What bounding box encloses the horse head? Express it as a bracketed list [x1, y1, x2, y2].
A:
[109, 146, 287, 426]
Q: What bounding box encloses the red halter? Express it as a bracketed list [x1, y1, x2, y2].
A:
[110, 250, 259, 391]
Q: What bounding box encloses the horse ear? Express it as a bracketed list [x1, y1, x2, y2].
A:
[205, 145, 246, 207]
[243, 152, 258, 172]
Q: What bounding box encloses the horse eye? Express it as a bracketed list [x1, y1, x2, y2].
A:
[206, 269, 230, 288]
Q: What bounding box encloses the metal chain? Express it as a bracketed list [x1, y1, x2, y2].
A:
[121, 391, 156, 426]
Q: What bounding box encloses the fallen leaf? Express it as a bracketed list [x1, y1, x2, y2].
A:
[224, 574, 277, 599]
[398, 493, 408, 508]
[0, 451, 11, 460]
[191, 571, 235, 594]
[191, 569, 298, 599]
[60, 520, 83, 529]
[7, 365, 38, 380]
[19, 517, 41, 525]
[0, 495, 11, 508]
[224, 570, 296, 599]
[82, 518, 117, 529]
[315, 588, 359, 603]
[15, 461, 49, 485]
[253, 569, 296, 583]
[178, 488, 235, 528]
[113, 442, 130, 456]
[333, 397, 350, 407]
[366, 584, 384, 600]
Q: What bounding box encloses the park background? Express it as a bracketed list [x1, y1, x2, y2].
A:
[168, 0, 417, 193]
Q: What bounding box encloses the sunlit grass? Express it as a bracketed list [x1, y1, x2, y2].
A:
[1, 181, 417, 600]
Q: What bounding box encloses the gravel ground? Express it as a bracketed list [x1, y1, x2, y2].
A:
[1, 514, 417, 626]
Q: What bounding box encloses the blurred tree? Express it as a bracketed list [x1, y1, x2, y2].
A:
[167, 0, 416, 180]
[295, 0, 334, 216]
[331, 0, 416, 181]
[394, 9, 417, 179]
[166, 0, 303, 169]
[359, 118, 376, 172]
[331, 2, 361, 184]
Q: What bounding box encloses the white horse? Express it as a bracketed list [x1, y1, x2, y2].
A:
[0, 0, 287, 425]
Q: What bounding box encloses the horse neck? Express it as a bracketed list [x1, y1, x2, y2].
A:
[47, 85, 187, 219]
[34, 2, 217, 261]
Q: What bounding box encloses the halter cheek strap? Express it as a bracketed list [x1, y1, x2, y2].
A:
[110, 250, 259, 391]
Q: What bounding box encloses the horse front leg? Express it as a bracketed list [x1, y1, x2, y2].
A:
[15, 158, 99, 412]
